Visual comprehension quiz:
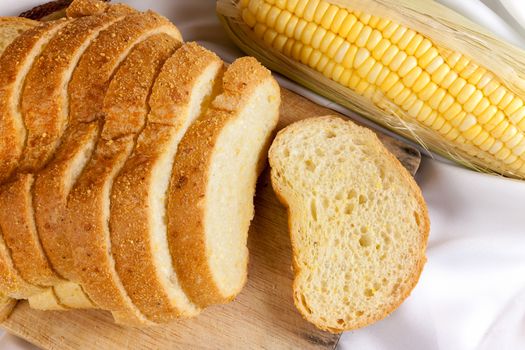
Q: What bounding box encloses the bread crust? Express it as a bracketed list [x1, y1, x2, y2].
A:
[166, 57, 279, 307]
[0, 19, 67, 183]
[268, 116, 430, 333]
[63, 17, 181, 325]
[109, 42, 222, 322]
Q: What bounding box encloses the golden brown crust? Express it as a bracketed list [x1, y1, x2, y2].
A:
[269, 116, 429, 333]
[0, 11, 132, 305]
[166, 57, 276, 307]
[110, 43, 222, 322]
[68, 11, 181, 125]
[0, 174, 61, 286]
[0, 19, 67, 183]
[66, 25, 182, 325]
[35, 123, 99, 281]
[0, 233, 46, 299]
[19, 13, 130, 172]
[0, 17, 39, 54]
[0, 294, 17, 322]
[63, 19, 180, 323]
[66, 0, 109, 18]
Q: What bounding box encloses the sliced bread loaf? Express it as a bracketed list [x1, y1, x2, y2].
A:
[268, 116, 429, 332]
[108, 42, 223, 322]
[0, 11, 134, 309]
[0, 17, 39, 54]
[166, 57, 280, 307]
[43, 12, 181, 324]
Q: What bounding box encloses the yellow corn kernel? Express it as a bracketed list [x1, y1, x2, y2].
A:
[457, 84, 476, 104]
[313, 1, 329, 23]
[407, 100, 424, 119]
[337, 13, 357, 37]
[380, 72, 400, 91]
[464, 125, 482, 140]
[263, 28, 278, 46]
[347, 21, 364, 43]
[448, 77, 467, 96]
[303, 0, 320, 21]
[367, 62, 383, 84]
[387, 87, 412, 106]
[489, 140, 504, 154]
[418, 82, 438, 101]
[386, 81, 405, 100]
[428, 88, 446, 110]
[322, 61, 335, 78]
[442, 102, 462, 120]
[376, 18, 391, 31]
[299, 45, 313, 64]
[339, 69, 352, 86]
[454, 55, 470, 72]
[382, 22, 399, 38]
[284, 0, 299, 12]
[341, 45, 358, 68]
[472, 130, 490, 146]
[501, 125, 518, 143]
[291, 41, 304, 60]
[319, 30, 335, 52]
[355, 80, 370, 94]
[498, 93, 514, 110]
[389, 51, 408, 72]
[425, 56, 444, 75]
[316, 54, 329, 71]
[414, 38, 432, 57]
[356, 26, 373, 48]
[326, 36, 344, 58]
[390, 26, 408, 44]
[357, 57, 376, 78]
[293, 0, 309, 17]
[307, 49, 322, 67]
[333, 41, 350, 63]
[418, 47, 438, 69]
[284, 15, 299, 37]
[293, 18, 307, 40]
[416, 105, 434, 123]
[431, 64, 451, 85]
[248, 0, 264, 14]
[332, 64, 345, 81]
[510, 106, 525, 126]
[275, 10, 292, 33]
[272, 34, 288, 50]
[495, 147, 511, 161]
[483, 80, 500, 96]
[464, 90, 483, 113]
[300, 22, 317, 45]
[320, 4, 340, 29]
[492, 121, 510, 138]
[359, 13, 372, 25]
[372, 38, 391, 61]
[330, 9, 348, 33]
[506, 132, 524, 149]
[381, 45, 400, 66]
[440, 70, 459, 89]
[266, 6, 282, 28]
[282, 37, 294, 56]
[254, 22, 267, 38]
[375, 66, 390, 86]
[242, 9, 257, 27]
[413, 72, 431, 93]
[504, 97, 523, 116]
[472, 97, 490, 116]
[402, 66, 422, 88]
[477, 73, 493, 90]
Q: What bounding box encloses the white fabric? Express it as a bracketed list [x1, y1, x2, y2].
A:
[1, 1, 524, 349]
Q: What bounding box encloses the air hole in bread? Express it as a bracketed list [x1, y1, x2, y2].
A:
[325, 130, 336, 139]
[413, 211, 421, 226]
[315, 148, 325, 157]
[358, 194, 367, 204]
[310, 199, 317, 221]
[305, 159, 315, 172]
[337, 319, 345, 325]
[344, 204, 354, 215]
[359, 234, 372, 248]
[364, 288, 374, 297]
[347, 189, 356, 200]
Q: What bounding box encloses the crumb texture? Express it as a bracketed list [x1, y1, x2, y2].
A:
[269, 116, 429, 332]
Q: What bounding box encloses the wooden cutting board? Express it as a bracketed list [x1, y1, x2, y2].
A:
[1, 88, 421, 350]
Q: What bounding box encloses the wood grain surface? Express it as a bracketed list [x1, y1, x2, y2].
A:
[1, 87, 420, 350]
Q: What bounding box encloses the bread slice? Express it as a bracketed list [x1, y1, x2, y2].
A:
[0, 19, 67, 183]
[166, 57, 280, 307]
[0, 293, 17, 322]
[268, 116, 429, 332]
[0, 17, 39, 54]
[107, 42, 223, 323]
[0, 11, 134, 308]
[37, 12, 181, 324]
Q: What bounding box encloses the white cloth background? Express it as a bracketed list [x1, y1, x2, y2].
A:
[1, 1, 525, 349]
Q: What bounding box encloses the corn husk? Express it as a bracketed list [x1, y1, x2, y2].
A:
[217, 0, 525, 179]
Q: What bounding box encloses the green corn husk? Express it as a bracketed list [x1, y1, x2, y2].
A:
[217, 0, 525, 179]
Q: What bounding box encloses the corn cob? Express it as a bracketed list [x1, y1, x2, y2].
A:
[218, 0, 525, 178]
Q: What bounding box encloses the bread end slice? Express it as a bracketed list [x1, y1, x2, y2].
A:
[269, 116, 429, 333]
[167, 57, 281, 307]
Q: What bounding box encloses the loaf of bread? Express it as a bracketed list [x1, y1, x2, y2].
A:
[269, 116, 429, 332]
